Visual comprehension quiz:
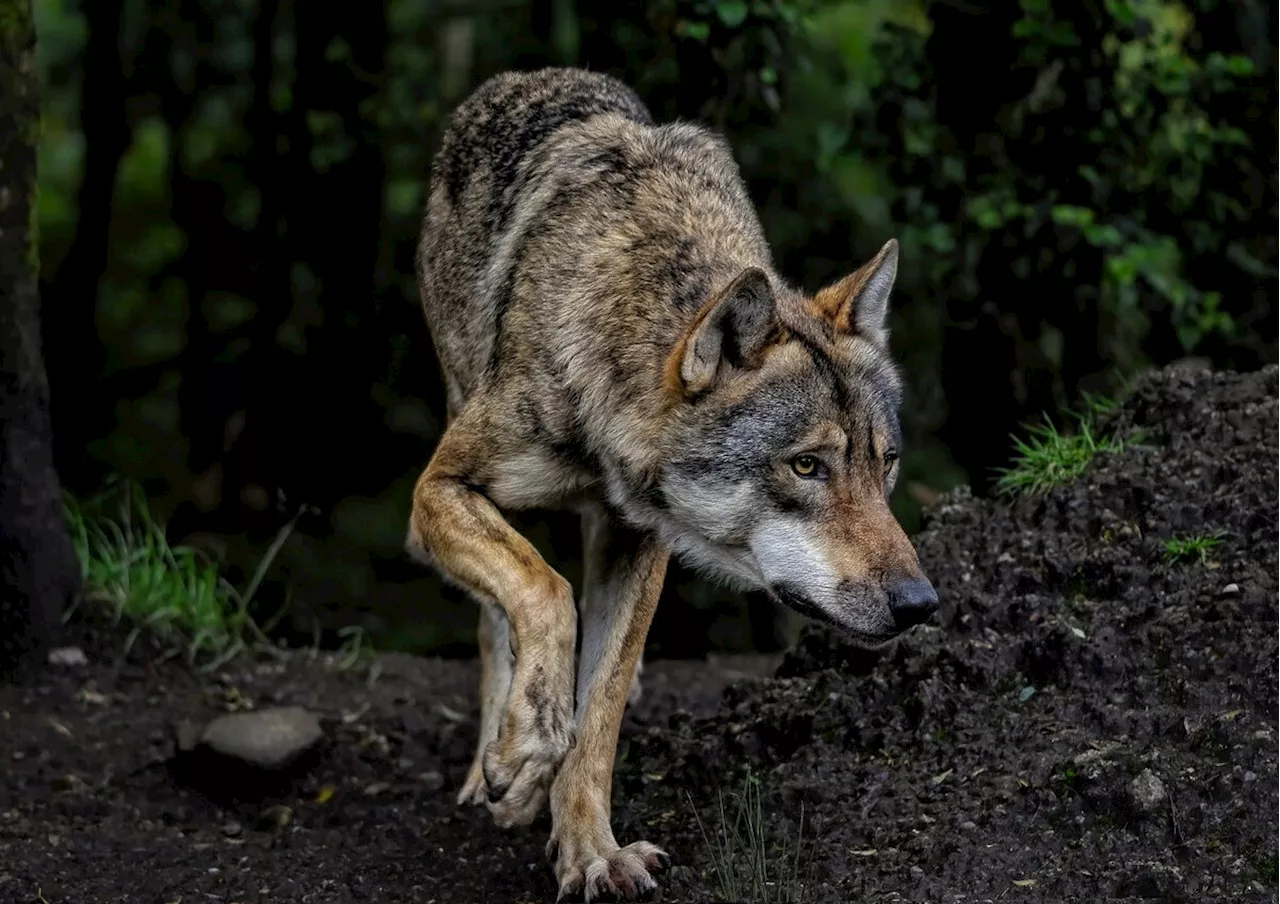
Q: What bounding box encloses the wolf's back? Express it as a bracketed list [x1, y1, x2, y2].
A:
[417, 69, 655, 407]
[431, 68, 652, 224]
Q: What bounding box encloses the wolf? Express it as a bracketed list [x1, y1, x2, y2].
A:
[406, 67, 938, 901]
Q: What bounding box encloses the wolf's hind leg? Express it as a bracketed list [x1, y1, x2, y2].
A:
[457, 601, 514, 807]
[549, 504, 670, 901]
[409, 412, 577, 829]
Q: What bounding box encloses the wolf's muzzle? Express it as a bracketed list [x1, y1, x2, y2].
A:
[887, 577, 938, 630]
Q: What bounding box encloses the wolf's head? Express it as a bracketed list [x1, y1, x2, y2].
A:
[655, 239, 936, 644]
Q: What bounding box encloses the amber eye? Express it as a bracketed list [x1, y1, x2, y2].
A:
[792, 454, 820, 478]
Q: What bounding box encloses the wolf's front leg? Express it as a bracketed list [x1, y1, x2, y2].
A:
[409, 418, 577, 828]
[457, 601, 514, 807]
[548, 507, 670, 902]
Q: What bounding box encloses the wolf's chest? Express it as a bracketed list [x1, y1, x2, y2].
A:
[486, 447, 601, 512]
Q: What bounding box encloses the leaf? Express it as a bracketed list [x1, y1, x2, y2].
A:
[1220, 54, 1256, 76]
[1106, 0, 1136, 26]
[676, 19, 710, 41]
[714, 0, 749, 28]
[1012, 878, 1038, 887]
[1083, 223, 1124, 248]
[1050, 204, 1095, 227]
[1106, 254, 1139, 285]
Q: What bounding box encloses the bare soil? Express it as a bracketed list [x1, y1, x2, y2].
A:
[2, 365, 1276, 903]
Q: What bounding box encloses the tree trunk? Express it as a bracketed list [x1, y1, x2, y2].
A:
[42, 0, 127, 491]
[0, 0, 82, 682]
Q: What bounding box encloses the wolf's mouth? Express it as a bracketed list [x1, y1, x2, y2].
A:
[768, 583, 899, 644]
[768, 584, 827, 621]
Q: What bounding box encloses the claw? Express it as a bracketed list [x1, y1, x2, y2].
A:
[554, 840, 668, 903]
[456, 763, 489, 807]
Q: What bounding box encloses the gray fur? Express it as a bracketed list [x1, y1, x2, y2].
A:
[417, 65, 927, 638]
[410, 67, 935, 900]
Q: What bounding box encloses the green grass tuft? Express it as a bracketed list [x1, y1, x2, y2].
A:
[690, 770, 812, 904]
[1161, 531, 1226, 565]
[1256, 854, 1279, 884]
[994, 393, 1132, 497]
[62, 481, 297, 670]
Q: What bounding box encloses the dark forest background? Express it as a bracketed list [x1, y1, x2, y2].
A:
[32, 0, 1278, 658]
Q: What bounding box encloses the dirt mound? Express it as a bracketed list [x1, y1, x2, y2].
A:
[626, 365, 1279, 902]
[1, 365, 1275, 904]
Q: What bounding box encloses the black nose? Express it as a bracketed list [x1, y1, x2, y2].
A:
[888, 577, 938, 630]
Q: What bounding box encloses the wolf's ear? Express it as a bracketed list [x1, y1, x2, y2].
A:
[812, 238, 898, 345]
[676, 267, 779, 396]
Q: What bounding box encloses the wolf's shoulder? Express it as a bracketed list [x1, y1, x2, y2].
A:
[432, 67, 655, 203]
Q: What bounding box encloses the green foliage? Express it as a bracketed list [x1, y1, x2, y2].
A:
[1161, 530, 1226, 565]
[1255, 854, 1279, 885]
[62, 481, 295, 669]
[994, 395, 1130, 497]
[973, 3, 1249, 348]
[63, 479, 382, 671]
[690, 770, 812, 903]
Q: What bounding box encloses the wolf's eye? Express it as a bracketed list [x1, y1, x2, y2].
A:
[791, 455, 824, 479]
[884, 449, 900, 470]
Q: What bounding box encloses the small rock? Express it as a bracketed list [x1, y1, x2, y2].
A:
[48, 646, 88, 667]
[910, 865, 925, 879]
[1130, 768, 1167, 811]
[959, 820, 978, 833]
[257, 804, 293, 830]
[418, 770, 444, 792]
[199, 706, 324, 769]
[1073, 740, 1122, 766]
[1220, 583, 1240, 596]
[667, 865, 696, 885]
[175, 721, 202, 753]
[364, 781, 391, 797]
[221, 821, 243, 838]
[52, 774, 87, 794]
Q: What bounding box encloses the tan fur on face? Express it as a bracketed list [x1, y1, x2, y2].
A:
[809, 238, 899, 342]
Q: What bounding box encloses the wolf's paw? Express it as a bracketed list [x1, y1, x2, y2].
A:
[552, 839, 669, 903]
[482, 680, 574, 828]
